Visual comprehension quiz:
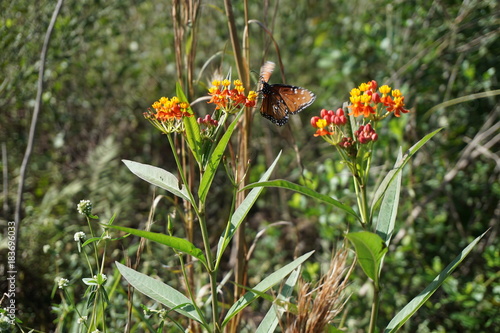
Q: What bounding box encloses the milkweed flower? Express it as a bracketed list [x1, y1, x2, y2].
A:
[207, 79, 256, 113]
[144, 96, 193, 134]
[312, 80, 409, 152]
[310, 108, 349, 146]
[198, 114, 219, 139]
[346, 81, 410, 120]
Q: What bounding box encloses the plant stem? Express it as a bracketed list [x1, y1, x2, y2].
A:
[167, 134, 220, 331]
[368, 284, 380, 333]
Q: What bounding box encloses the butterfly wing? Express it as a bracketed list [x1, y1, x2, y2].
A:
[259, 61, 276, 87]
[273, 85, 316, 115]
[260, 82, 290, 126]
[258, 61, 316, 126]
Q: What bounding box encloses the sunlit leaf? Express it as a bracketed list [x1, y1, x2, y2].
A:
[123, 160, 191, 203]
[384, 229, 490, 332]
[198, 110, 243, 203]
[346, 231, 387, 286]
[244, 179, 359, 220]
[116, 262, 207, 326]
[256, 268, 300, 333]
[222, 250, 314, 327]
[371, 128, 442, 216]
[216, 151, 281, 263]
[107, 224, 207, 266]
[375, 148, 403, 245]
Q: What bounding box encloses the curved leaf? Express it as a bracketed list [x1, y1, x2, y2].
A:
[106, 224, 207, 266]
[222, 250, 314, 327]
[123, 160, 191, 203]
[256, 268, 300, 333]
[370, 128, 442, 216]
[177, 83, 202, 165]
[346, 231, 387, 286]
[216, 151, 281, 263]
[244, 179, 359, 220]
[198, 110, 243, 203]
[115, 262, 207, 326]
[384, 229, 490, 332]
[376, 148, 403, 245]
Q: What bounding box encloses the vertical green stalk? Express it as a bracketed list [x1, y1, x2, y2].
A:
[166, 134, 220, 332]
[368, 285, 380, 333]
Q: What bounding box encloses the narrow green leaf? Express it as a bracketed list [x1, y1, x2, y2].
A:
[371, 128, 442, 215]
[222, 250, 314, 327]
[216, 151, 282, 263]
[81, 237, 101, 247]
[256, 268, 300, 333]
[106, 224, 207, 266]
[115, 262, 207, 326]
[244, 179, 359, 221]
[384, 229, 490, 333]
[346, 231, 387, 285]
[198, 110, 243, 203]
[177, 83, 202, 165]
[375, 148, 403, 245]
[123, 160, 191, 203]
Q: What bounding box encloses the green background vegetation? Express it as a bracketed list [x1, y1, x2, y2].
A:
[1, 0, 498, 331]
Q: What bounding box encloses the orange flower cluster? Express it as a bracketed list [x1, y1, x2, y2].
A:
[311, 80, 411, 152]
[144, 96, 193, 134]
[348, 80, 409, 119]
[207, 79, 257, 113]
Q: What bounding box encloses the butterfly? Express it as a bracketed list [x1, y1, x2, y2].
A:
[259, 61, 316, 126]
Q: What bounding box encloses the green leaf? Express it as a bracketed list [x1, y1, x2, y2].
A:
[106, 224, 207, 266]
[122, 160, 191, 203]
[81, 237, 101, 247]
[371, 128, 442, 217]
[115, 262, 207, 326]
[244, 179, 359, 221]
[375, 148, 403, 245]
[216, 151, 281, 263]
[177, 83, 202, 165]
[255, 268, 300, 333]
[384, 229, 490, 333]
[222, 250, 314, 327]
[198, 110, 243, 203]
[345, 231, 387, 286]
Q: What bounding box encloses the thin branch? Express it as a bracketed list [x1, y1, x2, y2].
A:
[14, 0, 64, 242]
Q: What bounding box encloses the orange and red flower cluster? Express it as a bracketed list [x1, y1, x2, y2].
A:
[144, 96, 193, 134]
[311, 80, 410, 152]
[348, 80, 409, 119]
[207, 79, 257, 113]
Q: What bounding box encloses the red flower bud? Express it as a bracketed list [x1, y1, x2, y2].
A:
[320, 109, 328, 118]
[371, 92, 381, 104]
[310, 116, 320, 128]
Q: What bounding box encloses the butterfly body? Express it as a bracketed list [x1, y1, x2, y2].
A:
[259, 61, 316, 126]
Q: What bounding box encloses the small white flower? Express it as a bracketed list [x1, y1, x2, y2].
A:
[43, 244, 51, 253]
[103, 234, 112, 240]
[77, 316, 88, 324]
[74, 231, 86, 242]
[77, 200, 93, 216]
[91, 330, 101, 333]
[57, 277, 69, 289]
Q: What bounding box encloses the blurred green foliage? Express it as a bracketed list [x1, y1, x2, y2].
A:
[1, 0, 498, 331]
